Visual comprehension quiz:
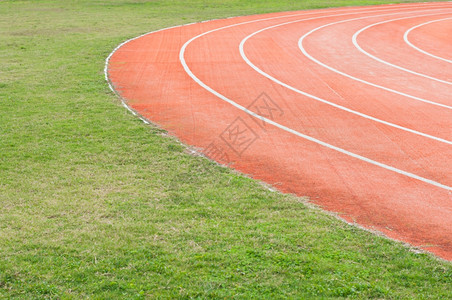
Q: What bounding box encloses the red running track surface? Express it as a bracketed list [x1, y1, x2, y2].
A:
[107, 2, 452, 260]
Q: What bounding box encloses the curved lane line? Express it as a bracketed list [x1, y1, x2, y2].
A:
[353, 12, 452, 85]
[240, 11, 452, 145]
[298, 9, 452, 111]
[404, 17, 452, 64]
[179, 6, 452, 191]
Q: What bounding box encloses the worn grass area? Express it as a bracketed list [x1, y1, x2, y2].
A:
[0, 0, 451, 298]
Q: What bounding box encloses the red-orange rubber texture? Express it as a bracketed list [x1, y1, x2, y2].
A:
[107, 3, 452, 260]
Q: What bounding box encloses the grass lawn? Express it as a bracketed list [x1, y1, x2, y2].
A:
[1, 0, 451, 298]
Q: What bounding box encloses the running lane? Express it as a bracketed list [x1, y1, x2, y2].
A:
[107, 2, 452, 260]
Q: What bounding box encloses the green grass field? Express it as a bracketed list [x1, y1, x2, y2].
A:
[1, 0, 451, 298]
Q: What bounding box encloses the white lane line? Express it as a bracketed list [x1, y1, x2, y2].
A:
[240, 11, 452, 145]
[353, 12, 452, 85]
[404, 17, 452, 64]
[179, 5, 452, 191]
[298, 9, 452, 111]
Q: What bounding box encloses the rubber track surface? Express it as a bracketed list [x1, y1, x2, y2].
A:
[107, 2, 452, 260]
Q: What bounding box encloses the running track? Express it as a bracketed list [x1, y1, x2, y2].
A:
[107, 2, 452, 260]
